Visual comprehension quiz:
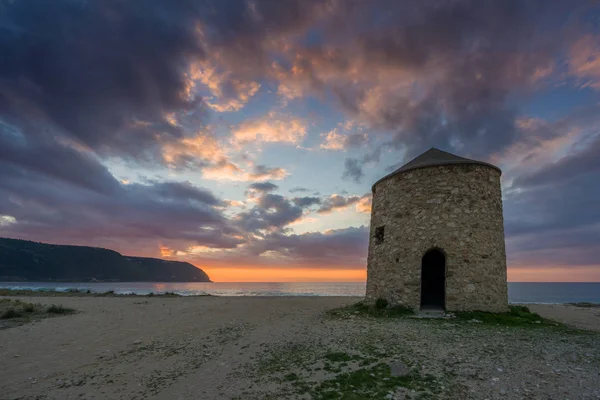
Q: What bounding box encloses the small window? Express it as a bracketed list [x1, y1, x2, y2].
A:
[374, 226, 385, 245]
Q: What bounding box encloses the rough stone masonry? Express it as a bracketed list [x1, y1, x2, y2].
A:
[366, 148, 509, 312]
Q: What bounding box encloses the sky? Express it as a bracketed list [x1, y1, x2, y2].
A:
[0, 0, 599, 282]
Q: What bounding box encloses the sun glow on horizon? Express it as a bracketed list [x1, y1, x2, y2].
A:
[198, 265, 600, 283]
[201, 267, 367, 282]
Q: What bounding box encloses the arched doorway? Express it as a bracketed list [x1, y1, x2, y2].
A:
[420, 249, 446, 309]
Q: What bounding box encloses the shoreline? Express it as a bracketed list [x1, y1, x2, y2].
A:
[1, 288, 599, 306]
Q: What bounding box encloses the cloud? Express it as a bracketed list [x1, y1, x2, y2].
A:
[203, 161, 288, 182]
[234, 193, 306, 234]
[292, 196, 321, 207]
[497, 108, 600, 269]
[290, 187, 310, 193]
[0, 122, 121, 195]
[248, 182, 279, 193]
[246, 226, 369, 266]
[267, 1, 582, 165]
[569, 35, 600, 90]
[0, 162, 243, 255]
[317, 194, 361, 214]
[320, 129, 346, 150]
[320, 129, 368, 151]
[191, 62, 261, 112]
[342, 158, 365, 183]
[0, 0, 209, 162]
[513, 135, 600, 189]
[231, 112, 307, 145]
[356, 195, 372, 214]
[161, 132, 226, 169]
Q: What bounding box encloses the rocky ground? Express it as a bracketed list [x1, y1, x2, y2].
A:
[0, 296, 598, 400]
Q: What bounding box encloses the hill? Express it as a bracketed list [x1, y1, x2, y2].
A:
[0, 238, 211, 282]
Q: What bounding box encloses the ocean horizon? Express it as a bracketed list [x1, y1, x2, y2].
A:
[1, 281, 599, 304]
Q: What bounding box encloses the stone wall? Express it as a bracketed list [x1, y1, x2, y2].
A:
[366, 164, 508, 312]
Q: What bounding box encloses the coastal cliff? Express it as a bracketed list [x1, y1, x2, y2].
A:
[0, 238, 211, 282]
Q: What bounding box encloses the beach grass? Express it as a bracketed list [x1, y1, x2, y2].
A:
[0, 298, 76, 328]
[453, 305, 559, 327]
[327, 300, 414, 319]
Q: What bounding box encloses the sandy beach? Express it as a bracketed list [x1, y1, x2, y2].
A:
[0, 296, 599, 400]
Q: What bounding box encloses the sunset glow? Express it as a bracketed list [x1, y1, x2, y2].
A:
[1, 1, 599, 282]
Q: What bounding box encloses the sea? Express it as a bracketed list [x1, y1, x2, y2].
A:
[0, 282, 599, 304]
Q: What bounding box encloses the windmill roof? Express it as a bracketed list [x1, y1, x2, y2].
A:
[372, 148, 501, 191]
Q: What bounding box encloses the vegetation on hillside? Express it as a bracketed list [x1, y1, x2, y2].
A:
[0, 237, 211, 282]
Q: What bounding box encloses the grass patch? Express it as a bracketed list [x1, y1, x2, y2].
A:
[0, 299, 76, 328]
[327, 301, 414, 319]
[312, 363, 438, 400]
[46, 304, 76, 314]
[324, 352, 357, 363]
[23, 303, 35, 312]
[1, 308, 23, 319]
[454, 305, 557, 327]
[375, 298, 388, 309]
[283, 372, 299, 381]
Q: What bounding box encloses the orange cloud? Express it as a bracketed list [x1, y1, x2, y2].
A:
[203, 160, 288, 182]
[232, 111, 307, 144]
[356, 195, 372, 213]
[187, 62, 261, 111]
[320, 128, 346, 150]
[161, 132, 225, 167]
[159, 244, 175, 257]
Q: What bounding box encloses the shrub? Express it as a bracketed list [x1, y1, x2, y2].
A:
[1, 308, 22, 319]
[328, 301, 414, 319]
[23, 304, 36, 313]
[375, 298, 388, 309]
[46, 305, 75, 314]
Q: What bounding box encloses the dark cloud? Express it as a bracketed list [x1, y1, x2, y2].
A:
[248, 182, 279, 193]
[274, 1, 583, 175]
[146, 181, 221, 206]
[0, 122, 120, 195]
[292, 196, 321, 208]
[247, 226, 368, 266]
[345, 133, 369, 149]
[249, 165, 287, 180]
[289, 187, 310, 193]
[502, 128, 600, 269]
[342, 158, 365, 183]
[0, 0, 326, 164]
[342, 145, 388, 183]
[513, 136, 600, 189]
[0, 161, 241, 254]
[234, 194, 305, 234]
[505, 173, 600, 237]
[317, 195, 360, 214]
[0, 0, 207, 161]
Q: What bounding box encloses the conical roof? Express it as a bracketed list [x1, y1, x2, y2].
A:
[372, 148, 501, 191]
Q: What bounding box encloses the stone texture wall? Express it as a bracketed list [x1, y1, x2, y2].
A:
[366, 164, 508, 312]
